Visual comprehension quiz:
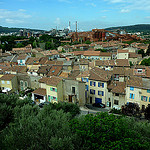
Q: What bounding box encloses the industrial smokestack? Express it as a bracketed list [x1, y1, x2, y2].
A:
[76, 21, 77, 33]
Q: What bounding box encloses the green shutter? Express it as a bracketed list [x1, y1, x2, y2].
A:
[141, 96, 143, 101]
[55, 88, 57, 92]
[51, 96, 53, 100]
[56, 97, 57, 101]
[50, 87, 52, 91]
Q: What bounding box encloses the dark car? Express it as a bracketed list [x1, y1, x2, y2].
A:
[39, 102, 50, 108]
[92, 103, 105, 108]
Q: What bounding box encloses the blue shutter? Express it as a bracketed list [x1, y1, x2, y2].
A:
[87, 85, 89, 91]
[90, 89, 92, 94]
[98, 82, 100, 87]
[56, 97, 57, 101]
[149, 97, 150, 102]
[102, 91, 104, 96]
[90, 81, 92, 86]
[94, 82, 96, 86]
[94, 90, 95, 94]
[102, 83, 104, 88]
[87, 78, 88, 82]
[133, 94, 135, 99]
[141, 96, 143, 101]
[130, 93, 132, 98]
[81, 78, 84, 81]
[98, 91, 100, 95]
[146, 97, 148, 102]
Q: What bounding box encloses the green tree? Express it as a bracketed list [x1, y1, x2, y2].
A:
[85, 40, 91, 44]
[146, 44, 150, 56]
[141, 57, 150, 66]
[138, 49, 146, 58]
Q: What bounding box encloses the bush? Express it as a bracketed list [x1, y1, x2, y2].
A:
[109, 108, 122, 114]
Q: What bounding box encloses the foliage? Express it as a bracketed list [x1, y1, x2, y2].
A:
[109, 108, 122, 114]
[70, 112, 150, 150]
[141, 57, 150, 66]
[95, 48, 107, 52]
[144, 105, 150, 119]
[84, 40, 91, 44]
[129, 61, 134, 66]
[138, 49, 146, 58]
[146, 44, 150, 55]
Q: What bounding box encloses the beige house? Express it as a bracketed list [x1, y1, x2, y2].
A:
[117, 49, 129, 59]
[0, 74, 18, 93]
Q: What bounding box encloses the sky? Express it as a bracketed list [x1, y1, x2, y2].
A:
[0, 0, 150, 31]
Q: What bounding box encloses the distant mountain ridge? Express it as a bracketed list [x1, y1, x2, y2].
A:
[105, 24, 150, 32]
[0, 26, 45, 33]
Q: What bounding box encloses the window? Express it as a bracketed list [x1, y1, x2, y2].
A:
[129, 93, 135, 99]
[114, 100, 119, 105]
[90, 89, 95, 94]
[20, 59, 22, 63]
[141, 96, 148, 102]
[98, 91, 104, 96]
[147, 90, 150, 93]
[137, 69, 142, 73]
[130, 87, 134, 91]
[72, 87, 75, 94]
[50, 87, 57, 92]
[1, 80, 5, 84]
[20, 81, 23, 86]
[98, 82, 104, 88]
[51, 96, 57, 101]
[7, 81, 10, 84]
[25, 81, 28, 87]
[82, 78, 88, 82]
[90, 81, 96, 86]
[115, 93, 119, 96]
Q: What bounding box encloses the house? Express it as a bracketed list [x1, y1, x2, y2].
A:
[17, 54, 30, 66]
[88, 67, 112, 105]
[99, 52, 111, 60]
[117, 49, 129, 59]
[46, 76, 63, 103]
[32, 88, 47, 103]
[37, 66, 51, 77]
[63, 79, 86, 106]
[0, 74, 18, 93]
[81, 51, 100, 60]
[79, 59, 89, 71]
[5, 66, 27, 74]
[47, 66, 62, 77]
[108, 81, 126, 109]
[17, 73, 31, 91]
[128, 53, 142, 65]
[27, 65, 39, 76]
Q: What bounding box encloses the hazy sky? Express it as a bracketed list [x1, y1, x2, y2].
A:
[0, 0, 150, 31]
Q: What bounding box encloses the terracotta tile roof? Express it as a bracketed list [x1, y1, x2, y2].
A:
[47, 66, 62, 77]
[26, 57, 40, 64]
[113, 67, 125, 75]
[80, 59, 89, 65]
[46, 76, 62, 86]
[72, 51, 84, 56]
[39, 57, 48, 65]
[89, 67, 112, 82]
[0, 74, 16, 80]
[33, 48, 43, 52]
[108, 81, 126, 94]
[46, 60, 56, 65]
[68, 70, 80, 80]
[59, 72, 69, 78]
[39, 77, 50, 83]
[6, 66, 27, 73]
[84, 51, 100, 56]
[17, 54, 28, 60]
[76, 70, 90, 78]
[32, 88, 46, 96]
[117, 49, 129, 53]
[99, 52, 111, 57]
[129, 53, 142, 58]
[127, 76, 143, 88]
[95, 60, 103, 66]
[37, 66, 51, 74]
[124, 68, 133, 77]
[116, 59, 130, 67]
[135, 65, 146, 69]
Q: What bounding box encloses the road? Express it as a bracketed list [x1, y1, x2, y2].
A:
[80, 104, 110, 115]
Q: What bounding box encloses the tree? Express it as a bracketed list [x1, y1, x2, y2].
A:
[146, 44, 150, 56]
[138, 49, 146, 58]
[144, 105, 150, 119]
[95, 48, 107, 52]
[85, 40, 91, 44]
[141, 57, 150, 66]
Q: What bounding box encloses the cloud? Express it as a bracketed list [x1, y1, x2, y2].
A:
[120, 9, 130, 13]
[54, 18, 61, 25]
[87, 3, 96, 7]
[0, 9, 31, 24]
[5, 19, 24, 24]
[145, 16, 150, 19]
[101, 16, 107, 19]
[105, 0, 125, 3]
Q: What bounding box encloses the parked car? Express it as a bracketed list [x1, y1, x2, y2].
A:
[39, 102, 50, 108]
[92, 103, 105, 108]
